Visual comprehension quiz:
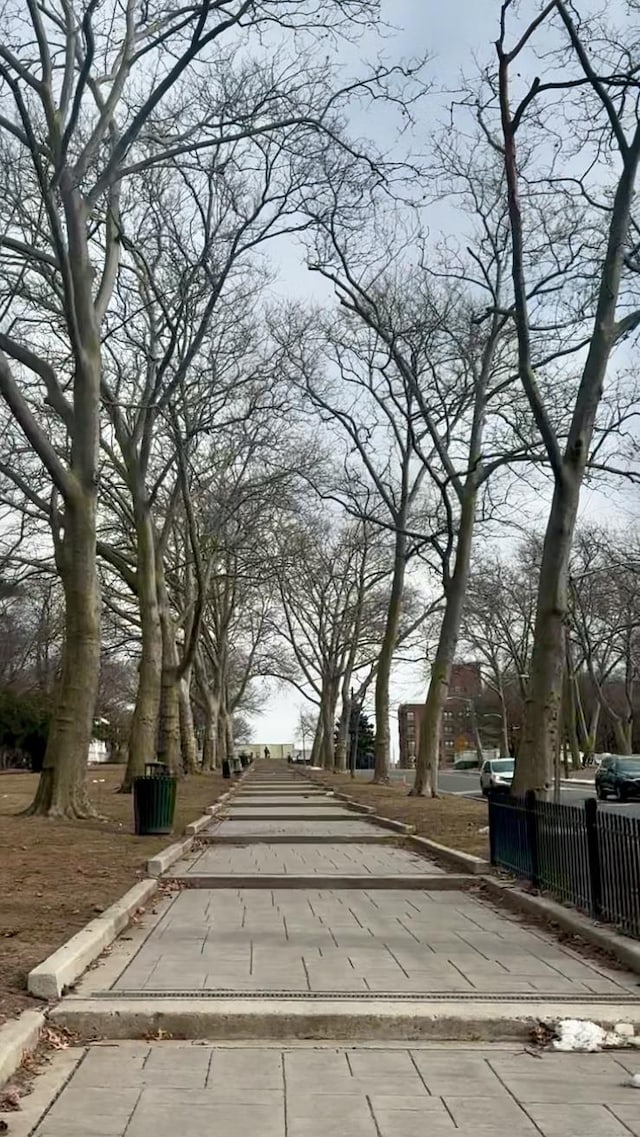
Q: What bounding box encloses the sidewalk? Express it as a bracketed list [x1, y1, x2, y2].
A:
[9, 764, 640, 1136]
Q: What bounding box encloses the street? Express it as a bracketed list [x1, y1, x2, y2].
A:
[438, 769, 640, 818]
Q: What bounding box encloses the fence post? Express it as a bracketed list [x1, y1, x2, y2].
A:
[584, 797, 602, 920]
[525, 789, 539, 888]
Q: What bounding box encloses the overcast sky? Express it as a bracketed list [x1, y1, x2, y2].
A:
[249, 0, 638, 754]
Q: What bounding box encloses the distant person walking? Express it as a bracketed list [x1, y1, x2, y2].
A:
[264, 746, 271, 760]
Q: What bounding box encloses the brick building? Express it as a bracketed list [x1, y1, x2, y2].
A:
[398, 663, 482, 767]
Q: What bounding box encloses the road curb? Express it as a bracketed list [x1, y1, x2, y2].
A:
[407, 835, 489, 875]
[480, 876, 640, 975]
[0, 1009, 45, 1089]
[330, 793, 376, 814]
[147, 836, 194, 877]
[368, 813, 415, 835]
[27, 879, 158, 1001]
[184, 814, 213, 837]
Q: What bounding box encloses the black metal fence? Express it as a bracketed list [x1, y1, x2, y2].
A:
[488, 791, 640, 939]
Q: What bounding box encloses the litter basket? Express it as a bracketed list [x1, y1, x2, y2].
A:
[133, 763, 177, 835]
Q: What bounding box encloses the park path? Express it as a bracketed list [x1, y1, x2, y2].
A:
[22, 765, 640, 1136]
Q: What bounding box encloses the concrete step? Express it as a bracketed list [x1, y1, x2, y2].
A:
[221, 812, 366, 821]
[162, 873, 472, 889]
[198, 832, 401, 845]
[50, 993, 640, 1043]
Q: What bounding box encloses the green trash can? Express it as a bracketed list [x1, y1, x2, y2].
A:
[133, 763, 177, 835]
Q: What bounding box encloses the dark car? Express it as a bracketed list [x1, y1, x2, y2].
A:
[595, 755, 640, 802]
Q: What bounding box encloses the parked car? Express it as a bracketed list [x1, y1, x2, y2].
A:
[480, 758, 515, 795]
[595, 755, 640, 801]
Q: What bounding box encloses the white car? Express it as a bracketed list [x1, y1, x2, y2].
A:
[480, 758, 515, 795]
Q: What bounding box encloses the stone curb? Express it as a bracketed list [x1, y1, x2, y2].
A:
[0, 1009, 45, 1089]
[147, 836, 194, 877]
[330, 792, 375, 814]
[407, 835, 489, 875]
[184, 813, 213, 837]
[368, 813, 415, 835]
[27, 879, 158, 1000]
[480, 876, 640, 975]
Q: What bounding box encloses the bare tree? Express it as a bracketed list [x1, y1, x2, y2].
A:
[461, 546, 539, 757]
[273, 515, 391, 769]
[569, 526, 640, 756]
[490, 1, 640, 792]
[0, 0, 415, 815]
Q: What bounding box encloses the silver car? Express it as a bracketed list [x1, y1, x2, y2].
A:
[480, 758, 515, 795]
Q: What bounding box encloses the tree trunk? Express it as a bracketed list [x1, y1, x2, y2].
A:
[512, 475, 580, 795]
[498, 688, 510, 759]
[200, 684, 218, 770]
[27, 492, 100, 817]
[157, 580, 181, 774]
[28, 186, 102, 818]
[310, 716, 323, 767]
[202, 705, 216, 770]
[373, 531, 406, 783]
[565, 667, 582, 771]
[179, 670, 198, 774]
[121, 511, 162, 792]
[611, 715, 633, 755]
[335, 670, 355, 773]
[470, 700, 484, 765]
[321, 682, 337, 770]
[412, 490, 476, 796]
[216, 707, 227, 767]
[224, 703, 234, 764]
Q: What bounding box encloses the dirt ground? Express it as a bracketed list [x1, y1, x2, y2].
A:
[0, 765, 228, 1026]
[305, 771, 490, 859]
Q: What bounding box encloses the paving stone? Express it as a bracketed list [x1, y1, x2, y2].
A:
[31, 1046, 640, 1137]
[174, 843, 441, 877]
[207, 819, 379, 838]
[372, 1110, 456, 1137]
[524, 1103, 633, 1136]
[608, 1105, 640, 1136]
[35, 1086, 140, 1136]
[444, 1095, 538, 1133]
[125, 1094, 285, 1137]
[111, 888, 639, 996]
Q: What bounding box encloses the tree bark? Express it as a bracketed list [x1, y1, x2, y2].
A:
[202, 707, 216, 770]
[157, 576, 181, 774]
[121, 510, 162, 791]
[512, 475, 580, 794]
[334, 681, 350, 773]
[27, 491, 100, 816]
[27, 187, 102, 817]
[373, 530, 406, 783]
[321, 681, 338, 770]
[179, 670, 198, 774]
[309, 716, 323, 767]
[412, 490, 476, 796]
[565, 666, 582, 771]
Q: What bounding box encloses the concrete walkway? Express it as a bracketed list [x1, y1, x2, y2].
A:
[20, 766, 640, 1136]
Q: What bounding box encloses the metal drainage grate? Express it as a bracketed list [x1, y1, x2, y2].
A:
[98, 990, 640, 1003]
